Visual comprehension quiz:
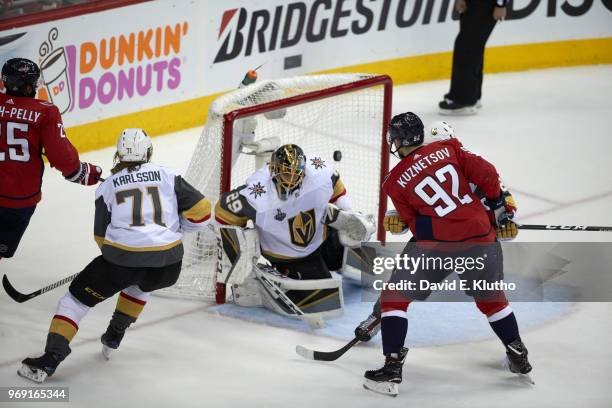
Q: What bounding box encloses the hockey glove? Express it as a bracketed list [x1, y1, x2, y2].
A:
[355, 313, 381, 342]
[66, 162, 102, 186]
[383, 210, 408, 234]
[496, 222, 518, 240]
[324, 204, 375, 248]
[485, 190, 518, 241]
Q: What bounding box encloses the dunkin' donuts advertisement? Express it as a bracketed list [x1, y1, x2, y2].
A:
[0, 1, 196, 127]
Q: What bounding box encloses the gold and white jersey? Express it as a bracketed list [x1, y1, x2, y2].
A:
[94, 162, 211, 267]
[215, 157, 347, 261]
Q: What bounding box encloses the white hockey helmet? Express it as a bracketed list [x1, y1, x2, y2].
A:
[116, 128, 152, 162]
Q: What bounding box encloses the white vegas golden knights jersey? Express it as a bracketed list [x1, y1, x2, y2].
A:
[215, 157, 347, 261]
[94, 163, 211, 267]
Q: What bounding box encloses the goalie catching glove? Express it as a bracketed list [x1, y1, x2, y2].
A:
[485, 189, 518, 241]
[324, 204, 375, 248]
[383, 210, 408, 234]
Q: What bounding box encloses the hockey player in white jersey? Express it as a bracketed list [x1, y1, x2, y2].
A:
[215, 143, 374, 315]
[17, 129, 212, 383]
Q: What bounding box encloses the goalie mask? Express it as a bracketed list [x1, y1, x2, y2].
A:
[387, 112, 424, 157]
[269, 144, 306, 200]
[115, 128, 153, 164]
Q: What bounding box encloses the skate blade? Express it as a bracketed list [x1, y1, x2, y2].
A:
[102, 345, 113, 360]
[517, 372, 535, 385]
[439, 106, 477, 116]
[363, 379, 398, 397]
[502, 358, 535, 385]
[17, 364, 48, 383]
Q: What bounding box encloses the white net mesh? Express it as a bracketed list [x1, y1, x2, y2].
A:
[159, 73, 390, 301]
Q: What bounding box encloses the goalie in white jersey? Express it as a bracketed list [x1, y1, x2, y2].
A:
[215, 144, 375, 316]
[18, 129, 212, 383]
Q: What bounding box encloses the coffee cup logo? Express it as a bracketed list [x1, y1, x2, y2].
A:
[39, 28, 72, 114]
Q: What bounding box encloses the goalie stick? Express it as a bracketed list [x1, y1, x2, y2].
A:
[256, 270, 324, 329]
[2, 272, 79, 303]
[295, 336, 360, 362]
[518, 224, 612, 232]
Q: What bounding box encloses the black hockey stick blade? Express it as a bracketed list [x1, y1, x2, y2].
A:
[296, 337, 360, 362]
[2, 274, 35, 303]
[2, 272, 79, 303]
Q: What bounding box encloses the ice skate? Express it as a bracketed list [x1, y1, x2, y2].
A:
[363, 347, 409, 397]
[101, 326, 125, 360]
[505, 339, 534, 385]
[17, 352, 60, 383]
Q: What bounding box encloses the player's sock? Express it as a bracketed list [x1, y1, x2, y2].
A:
[101, 289, 147, 358]
[101, 311, 135, 350]
[488, 309, 521, 346]
[381, 315, 408, 355]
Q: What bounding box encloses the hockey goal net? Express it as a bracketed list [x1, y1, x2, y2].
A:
[161, 73, 392, 302]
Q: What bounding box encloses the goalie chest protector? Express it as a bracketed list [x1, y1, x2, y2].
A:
[240, 158, 336, 261]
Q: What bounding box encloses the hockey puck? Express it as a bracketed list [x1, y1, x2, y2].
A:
[333, 150, 342, 162]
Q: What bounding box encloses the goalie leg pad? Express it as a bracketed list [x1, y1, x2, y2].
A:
[231, 275, 263, 307]
[256, 264, 344, 319]
[217, 226, 261, 287]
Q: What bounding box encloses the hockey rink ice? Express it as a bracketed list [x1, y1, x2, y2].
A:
[1, 65, 611, 407]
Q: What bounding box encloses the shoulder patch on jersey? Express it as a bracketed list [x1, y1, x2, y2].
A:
[310, 157, 326, 169]
[248, 182, 266, 199]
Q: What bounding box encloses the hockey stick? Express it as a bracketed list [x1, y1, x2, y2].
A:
[256, 270, 324, 329]
[518, 224, 612, 232]
[2, 272, 79, 303]
[296, 336, 361, 361]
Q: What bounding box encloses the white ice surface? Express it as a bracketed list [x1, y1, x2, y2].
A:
[1, 65, 612, 407]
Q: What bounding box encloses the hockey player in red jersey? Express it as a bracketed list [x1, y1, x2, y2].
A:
[0, 58, 101, 261]
[363, 112, 531, 396]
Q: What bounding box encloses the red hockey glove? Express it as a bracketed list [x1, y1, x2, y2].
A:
[66, 162, 102, 186]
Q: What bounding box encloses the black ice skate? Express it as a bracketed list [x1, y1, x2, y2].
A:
[17, 352, 61, 383]
[101, 326, 125, 360]
[505, 339, 534, 385]
[363, 347, 409, 397]
[438, 98, 478, 115]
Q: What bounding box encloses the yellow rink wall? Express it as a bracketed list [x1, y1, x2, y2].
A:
[66, 37, 612, 154]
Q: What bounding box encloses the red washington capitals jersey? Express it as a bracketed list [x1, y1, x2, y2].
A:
[382, 138, 500, 242]
[0, 93, 80, 208]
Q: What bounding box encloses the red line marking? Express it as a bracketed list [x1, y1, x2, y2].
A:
[509, 187, 564, 206]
